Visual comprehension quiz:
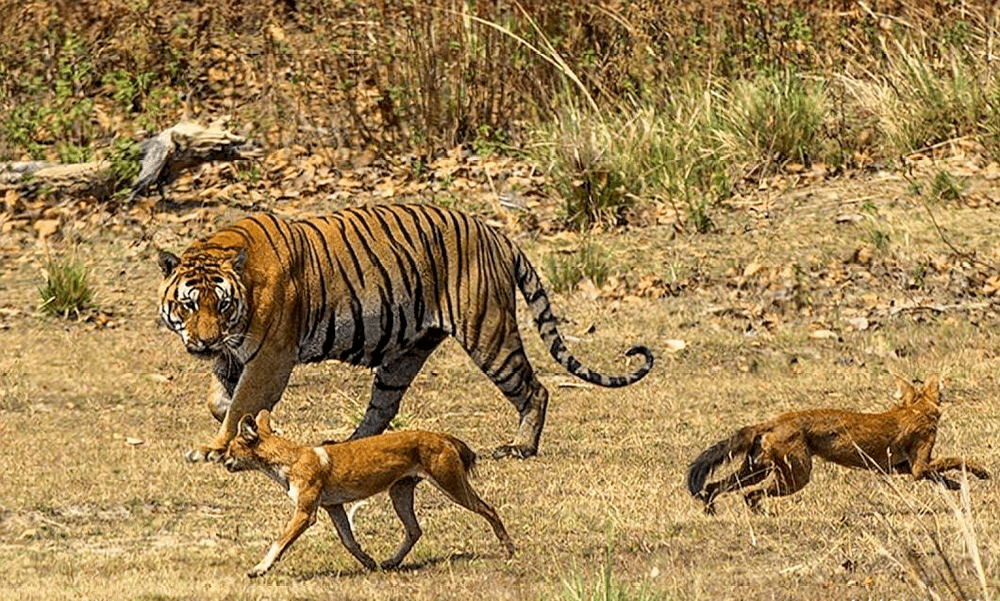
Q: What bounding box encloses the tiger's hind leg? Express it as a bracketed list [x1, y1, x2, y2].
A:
[350, 332, 447, 440]
[461, 318, 548, 459]
[491, 373, 548, 460]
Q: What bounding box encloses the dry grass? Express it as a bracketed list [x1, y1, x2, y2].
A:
[3, 2, 999, 599]
[2, 168, 1000, 600]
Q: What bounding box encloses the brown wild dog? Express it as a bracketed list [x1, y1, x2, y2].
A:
[223, 410, 516, 577]
[687, 376, 990, 513]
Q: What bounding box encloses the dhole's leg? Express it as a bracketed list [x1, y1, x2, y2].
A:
[743, 448, 812, 512]
[351, 333, 446, 440]
[426, 459, 516, 558]
[904, 442, 986, 489]
[248, 504, 317, 578]
[700, 457, 771, 514]
[382, 477, 422, 570]
[325, 504, 378, 570]
[908, 438, 936, 482]
[929, 456, 991, 480]
[188, 355, 295, 463]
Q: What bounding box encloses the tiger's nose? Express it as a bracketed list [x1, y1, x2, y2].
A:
[186, 339, 220, 356]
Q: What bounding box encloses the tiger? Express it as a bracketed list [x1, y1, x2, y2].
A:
[157, 204, 654, 462]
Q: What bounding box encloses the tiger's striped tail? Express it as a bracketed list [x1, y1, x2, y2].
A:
[514, 251, 654, 387]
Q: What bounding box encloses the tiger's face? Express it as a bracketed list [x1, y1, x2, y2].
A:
[157, 247, 249, 358]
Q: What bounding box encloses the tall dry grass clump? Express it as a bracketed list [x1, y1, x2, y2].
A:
[860, 474, 998, 600]
[717, 71, 827, 169]
[525, 2, 1000, 229]
[532, 70, 828, 230]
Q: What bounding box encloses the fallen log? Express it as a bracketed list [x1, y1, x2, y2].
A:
[0, 118, 262, 201]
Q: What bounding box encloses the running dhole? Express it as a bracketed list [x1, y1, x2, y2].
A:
[687, 376, 990, 513]
[223, 410, 515, 576]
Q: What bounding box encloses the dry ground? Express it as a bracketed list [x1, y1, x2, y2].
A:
[2, 160, 1000, 600]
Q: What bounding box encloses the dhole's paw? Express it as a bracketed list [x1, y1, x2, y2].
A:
[247, 566, 269, 578]
[693, 491, 717, 515]
[185, 445, 225, 463]
[745, 502, 775, 517]
[491, 444, 537, 460]
[938, 476, 962, 491]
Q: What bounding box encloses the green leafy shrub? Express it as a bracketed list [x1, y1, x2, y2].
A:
[108, 137, 142, 196]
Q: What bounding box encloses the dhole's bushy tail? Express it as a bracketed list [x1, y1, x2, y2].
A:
[686, 426, 761, 497]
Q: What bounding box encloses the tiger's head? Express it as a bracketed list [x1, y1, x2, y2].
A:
[157, 246, 249, 358]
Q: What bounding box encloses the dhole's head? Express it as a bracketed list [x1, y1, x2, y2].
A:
[223, 410, 274, 473]
[157, 246, 249, 358]
[895, 375, 941, 407]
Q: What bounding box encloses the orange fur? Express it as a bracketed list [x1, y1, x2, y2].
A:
[687, 376, 990, 513]
[224, 411, 515, 577]
[158, 206, 653, 462]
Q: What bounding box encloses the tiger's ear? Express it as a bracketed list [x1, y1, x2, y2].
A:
[158, 249, 180, 277]
[255, 409, 272, 434]
[238, 414, 259, 443]
[231, 248, 248, 273]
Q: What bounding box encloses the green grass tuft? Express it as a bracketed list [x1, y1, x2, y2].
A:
[544, 243, 612, 293]
[38, 258, 94, 318]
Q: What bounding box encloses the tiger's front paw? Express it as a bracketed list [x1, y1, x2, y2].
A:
[185, 445, 225, 464]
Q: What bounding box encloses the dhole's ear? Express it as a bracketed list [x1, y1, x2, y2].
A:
[158, 249, 180, 277]
[255, 409, 272, 434]
[894, 377, 916, 404]
[922, 375, 941, 403]
[238, 414, 259, 443]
